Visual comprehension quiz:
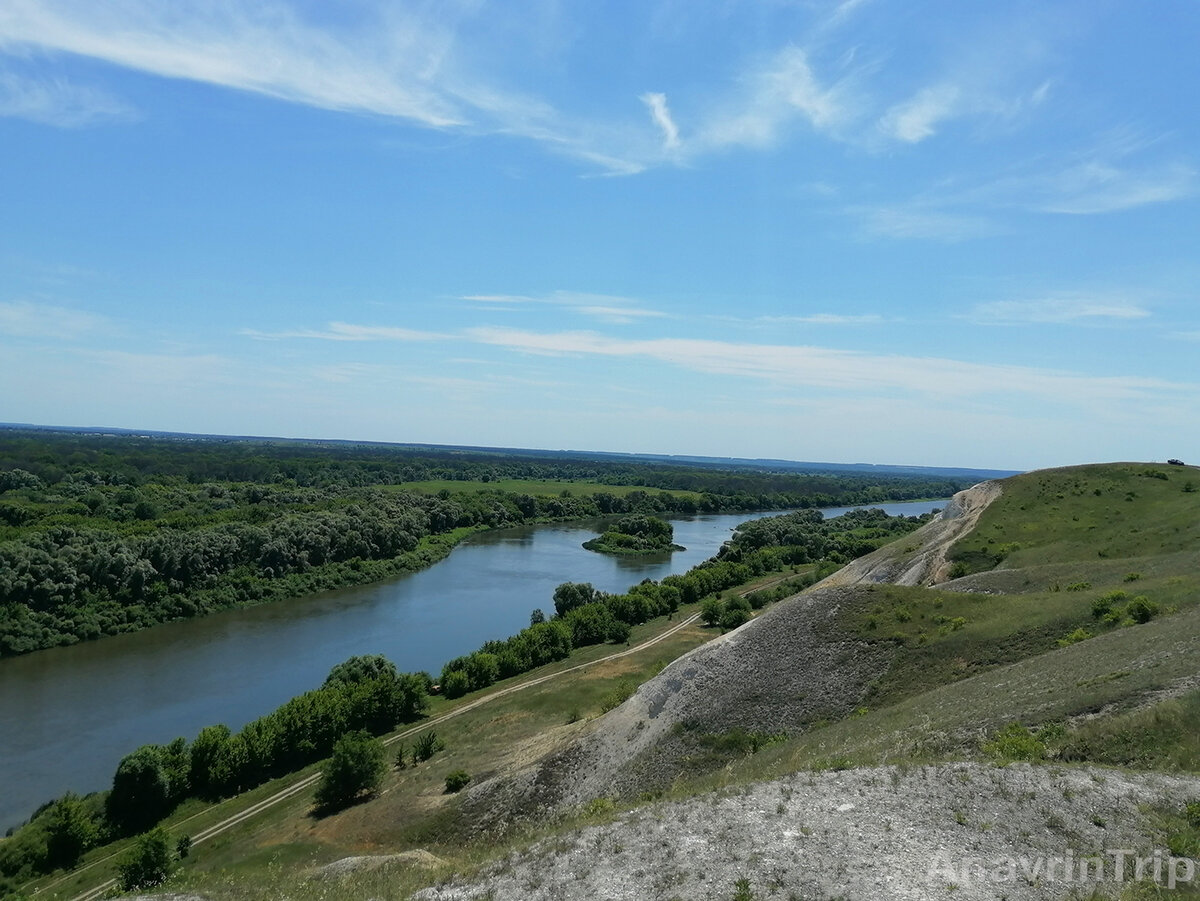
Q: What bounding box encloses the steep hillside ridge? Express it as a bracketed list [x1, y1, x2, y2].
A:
[815, 479, 1002, 588]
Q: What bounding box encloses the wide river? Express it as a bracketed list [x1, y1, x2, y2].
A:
[0, 500, 944, 829]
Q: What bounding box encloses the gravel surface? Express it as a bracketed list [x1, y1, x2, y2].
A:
[422, 763, 1200, 901]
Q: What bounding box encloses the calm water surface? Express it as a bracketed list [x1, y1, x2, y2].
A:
[0, 500, 943, 828]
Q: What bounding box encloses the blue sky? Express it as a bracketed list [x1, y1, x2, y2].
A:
[1, 0, 1197, 471]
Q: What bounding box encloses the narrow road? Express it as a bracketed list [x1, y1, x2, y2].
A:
[62, 611, 703, 901]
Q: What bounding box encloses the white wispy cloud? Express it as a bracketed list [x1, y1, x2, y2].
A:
[240, 322, 447, 342]
[855, 205, 1000, 241]
[970, 297, 1152, 325]
[0, 69, 134, 126]
[641, 92, 680, 153]
[1037, 160, 1196, 215]
[957, 129, 1197, 215]
[855, 133, 1195, 241]
[757, 313, 884, 325]
[464, 326, 1190, 404]
[0, 299, 110, 338]
[879, 84, 961, 143]
[694, 45, 856, 152]
[460, 291, 666, 324]
[0, 0, 658, 173]
[83, 349, 240, 385]
[0, 1, 466, 126]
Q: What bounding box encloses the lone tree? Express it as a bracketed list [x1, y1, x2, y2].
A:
[314, 730, 385, 811]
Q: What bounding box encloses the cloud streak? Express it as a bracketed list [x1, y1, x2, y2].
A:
[879, 84, 961, 143]
[693, 46, 854, 152]
[464, 326, 1190, 405]
[0, 1, 466, 126]
[0, 68, 134, 126]
[240, 322, 447, 342]
[970, 297, 1152, 325]
[0, 299, 111, 338]
[460, 291, 667, 324]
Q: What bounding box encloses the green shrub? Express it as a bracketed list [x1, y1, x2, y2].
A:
[413, 731, 444, 763]
[1185, 800, 1200, 830]
[118, 827, 173, 891]
[599, 680, 635, 713]
[1056, 627, 1093, 647]
[441, 669, 470, 699]
[582, 797, 615, 817]
[982, 723, 1046, 763]
[1127, 596, 1159, 624]
[444, 770, 471, 793]
[43, 793, 99, 870]
[720, 606, 751, 630]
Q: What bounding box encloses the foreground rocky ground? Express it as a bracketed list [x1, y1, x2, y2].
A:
[419, 763, 1199, 901]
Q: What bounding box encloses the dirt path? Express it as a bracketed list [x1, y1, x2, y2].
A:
[60, 611, 702, 901]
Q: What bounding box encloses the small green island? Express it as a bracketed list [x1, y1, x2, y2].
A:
[582, 514, 685, 556]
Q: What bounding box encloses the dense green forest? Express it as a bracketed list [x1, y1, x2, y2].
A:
[0, 428, 966, 656]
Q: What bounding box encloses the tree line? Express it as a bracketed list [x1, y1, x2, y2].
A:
[0, 434, 963, 657]
[0, 428, 966, 501]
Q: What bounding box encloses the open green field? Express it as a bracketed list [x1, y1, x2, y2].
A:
[389, 478, 701, 499]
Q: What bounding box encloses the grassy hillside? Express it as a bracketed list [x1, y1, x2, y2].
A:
[695, 462, 1200, 780]
[949, 462, 1200, 574]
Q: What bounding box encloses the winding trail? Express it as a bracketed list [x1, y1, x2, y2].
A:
[59, 611, 703, 901]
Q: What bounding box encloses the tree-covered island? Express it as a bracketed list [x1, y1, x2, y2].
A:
[582, 514, 684, 556]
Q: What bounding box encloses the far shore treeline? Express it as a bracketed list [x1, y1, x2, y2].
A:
[0, 504, 931, 894]
[0, 428, 966, 656]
